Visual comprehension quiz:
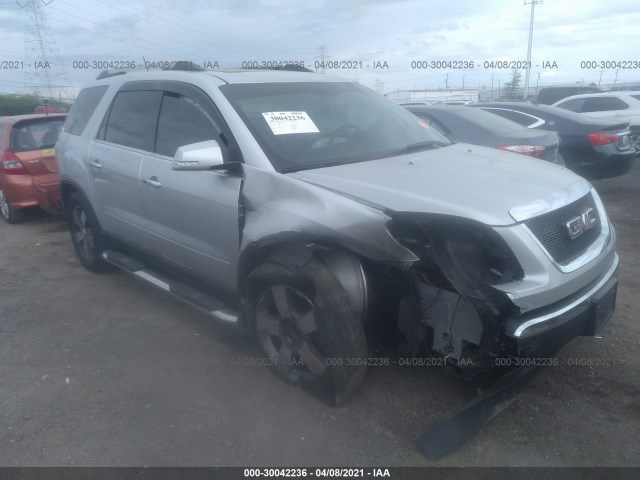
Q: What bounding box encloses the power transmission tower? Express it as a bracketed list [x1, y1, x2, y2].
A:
[315, 45, 330, 74]
[374, 79, 384, 95]
[18, 0, 72, 101]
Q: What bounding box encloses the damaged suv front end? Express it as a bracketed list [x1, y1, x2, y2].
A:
[389, 183, 617, 372]
[221, 78, 618, 380]
[281, 157, 618, 376]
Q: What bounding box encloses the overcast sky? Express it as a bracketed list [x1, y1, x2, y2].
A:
[0, 0, 639, 99]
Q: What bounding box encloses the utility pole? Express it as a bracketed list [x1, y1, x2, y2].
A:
[462, 74, 465, 90]
[535, 71, 541, 96]
[491, 74, 494, 101]
[445, 73, 448, 90]
[598, 70, 604, 86]
[523, 0, 543, 100]
[613, 69, 619, 88]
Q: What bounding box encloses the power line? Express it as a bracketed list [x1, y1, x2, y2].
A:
[17, 0, 73, 100]
[134, 0, 308, 56]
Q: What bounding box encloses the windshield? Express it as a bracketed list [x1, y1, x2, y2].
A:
[220, 82, 448, 172]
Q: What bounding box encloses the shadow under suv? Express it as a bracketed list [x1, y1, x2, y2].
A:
[56, 68, 619, 405]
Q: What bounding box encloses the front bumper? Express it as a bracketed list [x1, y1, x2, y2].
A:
[504, 252, 619, 356]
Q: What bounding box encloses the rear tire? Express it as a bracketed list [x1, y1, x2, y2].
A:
[0, 189, 26, 224]
[246, 255, 368, 405]
[67, 192, 112, 273]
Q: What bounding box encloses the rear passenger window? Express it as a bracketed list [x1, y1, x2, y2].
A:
[155, 93, 221, 157]
[64, 85, 108, 135]
[104, 90, 162, 151]
[583, 97, 630, 112]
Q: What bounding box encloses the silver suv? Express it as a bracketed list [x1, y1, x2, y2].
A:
[57, 68, 619, 404]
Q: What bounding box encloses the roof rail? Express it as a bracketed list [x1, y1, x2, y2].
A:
[96, 70, 128, 80]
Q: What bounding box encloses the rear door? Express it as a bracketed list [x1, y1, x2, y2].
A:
[89, 88, 162, 241]
[138, 82, 242, 290]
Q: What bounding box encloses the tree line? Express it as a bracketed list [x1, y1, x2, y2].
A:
[0, 94, 71, 116]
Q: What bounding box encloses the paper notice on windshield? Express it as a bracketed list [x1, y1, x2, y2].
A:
[262, 111, 320, 135]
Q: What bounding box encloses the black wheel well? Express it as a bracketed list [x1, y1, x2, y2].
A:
[238, 241, 356, 292]
[60, 181, 80, 209]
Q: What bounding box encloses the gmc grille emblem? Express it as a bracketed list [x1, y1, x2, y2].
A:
[566, 208, 598, 240]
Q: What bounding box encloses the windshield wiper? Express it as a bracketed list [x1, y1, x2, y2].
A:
[384, 140, 449, 157]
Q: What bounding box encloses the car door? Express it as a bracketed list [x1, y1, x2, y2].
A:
[89, 88, 162, 243]
[138, 83, 242, 290]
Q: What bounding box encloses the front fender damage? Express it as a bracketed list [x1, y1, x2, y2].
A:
[237, 165, 418, 291]
[391, 215, 521, 371]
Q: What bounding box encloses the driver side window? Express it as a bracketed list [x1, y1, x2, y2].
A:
[155, 92, 223, 157]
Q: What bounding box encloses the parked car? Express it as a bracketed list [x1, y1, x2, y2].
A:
[0, 113, 66, 223]
[57, 69, 619, 404]
[552, 92, 640, 152]
[404, 104, 561, 163]
[34, 104, 68, 114]
[552, 91, 640, 117]
[472, 103, 636, 179]
[534, 85, 603, 105]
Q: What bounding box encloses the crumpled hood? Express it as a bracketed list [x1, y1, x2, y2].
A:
[287, 143, 588, 226]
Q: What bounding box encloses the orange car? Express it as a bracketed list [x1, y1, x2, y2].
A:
[0, 113, 66, 223]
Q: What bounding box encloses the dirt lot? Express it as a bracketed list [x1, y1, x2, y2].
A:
[0, 164, 638, 467]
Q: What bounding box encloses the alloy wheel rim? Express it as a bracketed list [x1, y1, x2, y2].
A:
[256, 285, 327, 381]
[72, 206, 95, 261]
[0, 191, 10, 220]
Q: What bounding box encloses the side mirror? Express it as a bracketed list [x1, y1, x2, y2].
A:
[172, 140, 226, 171]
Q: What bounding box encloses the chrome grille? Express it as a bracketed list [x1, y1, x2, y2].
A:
[524, 193, 602, 265]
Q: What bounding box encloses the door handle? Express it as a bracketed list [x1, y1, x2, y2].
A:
[89, 159, 102, 169]
[143, 176, 162, 188]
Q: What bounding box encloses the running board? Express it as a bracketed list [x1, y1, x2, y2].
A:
[416, 365, 542, 461]
[102, 249, 239, 326]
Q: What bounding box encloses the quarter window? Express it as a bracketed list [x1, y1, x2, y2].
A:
[486, 109, 539, 127]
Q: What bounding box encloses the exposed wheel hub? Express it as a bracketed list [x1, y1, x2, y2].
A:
[279, 317, 304, 347]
